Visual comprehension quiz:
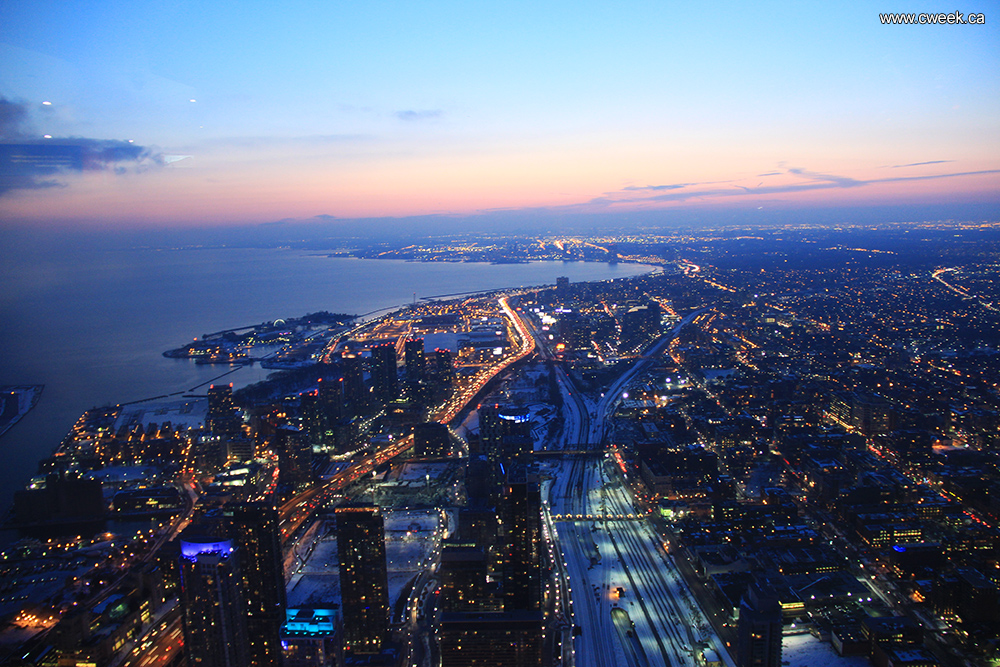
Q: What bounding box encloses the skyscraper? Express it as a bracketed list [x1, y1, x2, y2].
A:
[413, 422, 452, 457]
[277, 425, 313, 487]
[178, 533, 250, 667]
[300, 390, 325, 446]
[341, 352, 366, 414]
[439, 611, 543, 667]
[737, 580, 783, 667]
[440, 546, 492, 612]
[501, 472, 543, 612]
[370, 344, 398, 407]
[478, 404, 533, 490]
[223, 502, 287, 667]
[207, 384, 241, 437]
[336, 504, 390, 655]
[555, 276, 569, 301]
[404, 337, 426, 400]
[434, 348, 454, 387]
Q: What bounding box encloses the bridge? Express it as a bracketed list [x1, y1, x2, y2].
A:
[533, 446, 605, 458]
[549, 512, 649, 522]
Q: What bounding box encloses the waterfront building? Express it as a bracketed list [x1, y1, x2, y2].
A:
[555, 275, 569, 301]
[12, 472, 105, 526]
[336, 504, 390, 655]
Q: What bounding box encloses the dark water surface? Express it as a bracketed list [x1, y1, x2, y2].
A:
[0, 238, 651, 520]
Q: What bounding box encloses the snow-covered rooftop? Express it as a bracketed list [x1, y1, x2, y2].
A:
[115, 399, 208, 432]
[782, 632, 869, 667]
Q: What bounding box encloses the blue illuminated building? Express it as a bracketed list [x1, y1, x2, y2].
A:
[280, 607, 340, 667]
[178, 533, 249, 667]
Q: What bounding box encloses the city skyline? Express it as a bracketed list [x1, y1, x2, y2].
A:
[2, 228, 1000, 665]
[1, 0, 997, 230]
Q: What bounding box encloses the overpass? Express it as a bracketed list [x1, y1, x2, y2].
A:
[533, 447, 605, 458]
[550, 512, 650, 522]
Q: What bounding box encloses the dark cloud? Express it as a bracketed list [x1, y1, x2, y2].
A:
[623, 183, 690, 191]
[787, 167, 863, 188]
[890, 160, 953, 168]
[587, 166, 1000, 207]
[0, 97, 34, 141]
[0, 96, 164, 196]
[756, 171, 781, 177]
[622, 179, 733, 192]
[394, 109, 443, 121]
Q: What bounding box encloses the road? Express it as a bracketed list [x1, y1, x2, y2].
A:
[280, 293, 536, 543]
[589, 312, 700, 445]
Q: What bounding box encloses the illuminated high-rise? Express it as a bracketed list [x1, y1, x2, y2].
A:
[404, 337, 426, 399]
[737, 580, 783, 667]
[433, 348, 454, 386]
[370, 344, 398, 406]
[178, 533, 249, 667]
[223, 502, 287, 667]
[341, 353, 366, 413]
[500, 472, 543, 612]
[336, 504, 390, 655]
[207, 383, 241, 437]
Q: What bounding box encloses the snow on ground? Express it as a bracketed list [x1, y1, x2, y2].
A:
[287, 535, 341, 608]
[782, 632, 868, 667]
[421, 333, 460, 353]
[286, 509, 441, 612]
[384, 509, 440, 534]
[115, 399, 208, 432]
[388, 571, 418, 614]
[387, 534, 433, 573]
[385, 509, 441, 611]
[392, 462, 451, 483]
[454, 410, 478, 443]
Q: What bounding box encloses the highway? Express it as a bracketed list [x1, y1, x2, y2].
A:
[279, 293, 535, 542]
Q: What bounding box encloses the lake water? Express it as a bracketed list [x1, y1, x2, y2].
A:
[0, 239, 651, 516]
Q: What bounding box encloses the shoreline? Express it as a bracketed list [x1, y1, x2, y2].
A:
[0, 385, 44, 440]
